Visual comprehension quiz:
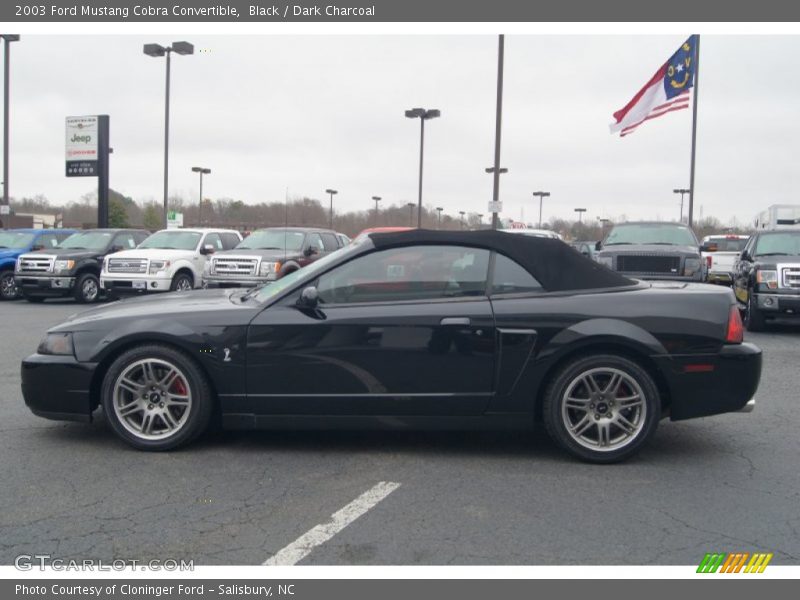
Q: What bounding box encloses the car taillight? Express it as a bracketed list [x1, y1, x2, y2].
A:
[706, 256, 712, 269]
[726, 305, 744, 344]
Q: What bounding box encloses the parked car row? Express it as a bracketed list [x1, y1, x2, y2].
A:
[2, 226, 352, 303]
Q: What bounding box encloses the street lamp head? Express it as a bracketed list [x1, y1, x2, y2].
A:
[405, 108, 426, 119]
[171, 41, 194, 55]
[0, 35, 21, 42]
[325, 189, 338, 196]
[372, 196, 381, 201]
[143, 43, 167, 57]
[436, 207, 443, 212]
[407, 202, 415, 208]
[202, 168, 211, 174]
[423, 109, 441, 120]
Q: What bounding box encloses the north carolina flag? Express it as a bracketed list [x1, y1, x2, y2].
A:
[610, 35, 698, 137]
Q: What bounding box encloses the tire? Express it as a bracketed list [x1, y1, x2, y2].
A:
[101, 344, 214, 451]
[74, 272, 101, 303]
[0, 270, 18, 301]
[23, 294, 46, 303]
[744, 290, 766, 332]
[170, 271, 194, 292]
[543, 354, 660, 463]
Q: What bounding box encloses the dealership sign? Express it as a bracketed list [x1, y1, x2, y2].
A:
[167, 211, 184, 229]
[65, 115, 99, 176]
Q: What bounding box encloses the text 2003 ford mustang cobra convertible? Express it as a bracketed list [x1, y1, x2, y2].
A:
[21, 230, 761, 462]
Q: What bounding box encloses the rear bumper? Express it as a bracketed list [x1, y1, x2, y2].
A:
[204, 276, 271, 289]
[18, 275, 76, 297]
[21, 353, 97, 422]
[706, 271, 733, 284]
[655, 342, 762, 420]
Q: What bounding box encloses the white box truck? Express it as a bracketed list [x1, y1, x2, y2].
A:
[754, 205, 800, 230]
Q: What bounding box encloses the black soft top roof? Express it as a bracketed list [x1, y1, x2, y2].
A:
[369, 229, 635, 292]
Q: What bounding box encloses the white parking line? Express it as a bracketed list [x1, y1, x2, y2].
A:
[263, 481, 401, 566]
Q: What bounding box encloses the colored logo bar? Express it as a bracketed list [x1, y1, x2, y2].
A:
[697, 552, 773, 573]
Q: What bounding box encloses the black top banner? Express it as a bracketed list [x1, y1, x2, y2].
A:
[3, 0, 800, 22]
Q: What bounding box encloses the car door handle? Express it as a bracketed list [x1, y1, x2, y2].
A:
[440, 317, 471, 326]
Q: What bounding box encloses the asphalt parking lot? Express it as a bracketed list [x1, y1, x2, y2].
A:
[1, 299, 799, 566]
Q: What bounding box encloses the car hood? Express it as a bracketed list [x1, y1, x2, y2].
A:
[25, 249, 100, 260]
[107, 248, 197, 260]
[53, 288, 251, 331]
[212, 248, 299, 260]
[599, 244, 700, 256]
[0, 248, 25, 260]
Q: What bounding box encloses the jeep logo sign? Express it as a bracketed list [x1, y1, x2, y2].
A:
[65, 115, 99, 177]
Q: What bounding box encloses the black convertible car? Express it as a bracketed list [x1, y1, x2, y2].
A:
[21, 230, 761, 462]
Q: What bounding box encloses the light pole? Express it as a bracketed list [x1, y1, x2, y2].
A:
[405, 107, 440, 228]
[598, 217, 610, 239]
[489, 34, 506, 230]
[406, 202, 415, 227]
[436, 206, 443, 229]
[192, 167, 210, 226]
[574, 208, 587, 223]
[372, 195, 381, 225]
[477, 213, 484, 228]
[459, 211, 466, 230]
[532, 191, 551, 228]
[144, 41, 194, 229]
[674, 188, 690, 223]
[325, 188, 338, 229]
[1, 34, 20, 213]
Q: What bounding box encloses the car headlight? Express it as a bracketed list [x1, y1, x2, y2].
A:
[597, 255, 613, 268]
[756, 269, 778, 289]
[54, 259, 75, 273]
[37, 332, 74, 356]
[149, 260, 170, 275]
[684, 257, 701, 276]
[259, 261, 281, 278]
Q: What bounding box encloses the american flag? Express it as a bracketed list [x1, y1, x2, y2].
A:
[610, 36, 697, 137]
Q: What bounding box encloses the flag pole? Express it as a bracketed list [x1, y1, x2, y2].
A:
[687, 35, 700, 228]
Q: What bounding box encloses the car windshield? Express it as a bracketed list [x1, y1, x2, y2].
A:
[705, 237, 749, 252]
[253, 243, 362, 303]
[754, 232, 800, 256]
[0, 232, 35, 249]
[237, 230, 306, 251]
[57, 231, 113, 250]
[138, 231, 201, 250]
[605, 224, 697, 246]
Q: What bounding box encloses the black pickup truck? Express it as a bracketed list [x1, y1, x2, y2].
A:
[15, 229, 150, 303]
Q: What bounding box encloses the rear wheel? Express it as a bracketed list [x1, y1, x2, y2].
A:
[543, 354, 660, 463]
[74, 272, 101, 303]
[0, 270, 18, 300]
[170, 272, 193, 292]
[101, 344, 214, 451]
[744, 291, 766, 332]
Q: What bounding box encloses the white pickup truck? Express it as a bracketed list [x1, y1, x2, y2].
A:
[701, 234, 750, 285]
[100, 228, 242, 296]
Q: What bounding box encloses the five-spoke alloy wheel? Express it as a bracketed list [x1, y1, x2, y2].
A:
[544, 354, 660, 463]
[101, 344, 213, 450]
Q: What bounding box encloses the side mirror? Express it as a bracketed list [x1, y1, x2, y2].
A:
[109, 245, 123, 253]
[31, 244, 44, 251]
[200, 244, 216, 255]
[297, 286, 319, 308]
[740, 251, 752, 263]
[303, 246, 319, 257]
[595, 241, 602, 251]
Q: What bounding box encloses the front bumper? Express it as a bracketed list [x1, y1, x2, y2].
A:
[17, 275, 76, 297]
[655, 342, 762, 420]
[204, 275, 272, 289]
[754, 291, 800, 316]
[21, 353, 98, 422]
[101, 275, 172, 294]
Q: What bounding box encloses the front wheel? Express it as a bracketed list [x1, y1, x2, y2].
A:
[74, 273, 101, 303]
[101, 344, 214, 451]
[543, 354, 660, 463]
[744, 291, 766, 332]
[170, 272, 193, 292]
[0, 270, 19, 300]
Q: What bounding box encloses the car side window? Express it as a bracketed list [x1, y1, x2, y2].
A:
[306, 233, 324, 253]
[490, 253, 544, 295]
[114, 233, 138, 249]
[320, 233, 339, 251]
[38, 233, 59, 248]
[134, 231, 149, 245]
[316, 245, 491, 305]
[221, 233, 240, 250]
[203, 233, 224, 250]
